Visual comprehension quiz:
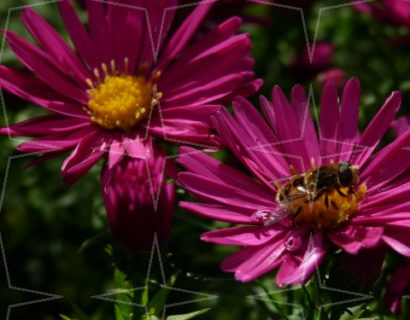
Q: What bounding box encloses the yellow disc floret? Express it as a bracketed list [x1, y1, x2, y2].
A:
[86, 59, 162, 131]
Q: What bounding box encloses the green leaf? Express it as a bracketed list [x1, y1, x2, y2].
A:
[148, 272, 180, 315]
[59, 315, 75, 320]
[166, 308, 211, 320]
[113, 268, 135, 320]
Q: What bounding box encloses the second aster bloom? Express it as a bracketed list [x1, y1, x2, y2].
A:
[353, 0, 410, 29]
[178, 78, 410, 286]
[0, 0, 261, 185]
[101, 149, 174, 250]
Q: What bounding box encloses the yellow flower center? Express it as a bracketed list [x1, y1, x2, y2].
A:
[85, 59, 162, 131]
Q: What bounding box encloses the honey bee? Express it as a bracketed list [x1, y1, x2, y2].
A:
[275, 161, 367, 230]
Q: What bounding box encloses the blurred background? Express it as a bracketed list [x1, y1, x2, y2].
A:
[1, 0, 410, 319]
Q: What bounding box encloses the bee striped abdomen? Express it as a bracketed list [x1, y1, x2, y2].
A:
[276, 163, 367, 230]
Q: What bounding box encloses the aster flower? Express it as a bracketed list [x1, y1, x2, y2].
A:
[353, 0, 410, 29]
[101, 147, 174, 250]
[291, 42, 345, 86]
[177, 78, 410, 286]
[384, 259, 410, 314]
[0, 0, 261, 185]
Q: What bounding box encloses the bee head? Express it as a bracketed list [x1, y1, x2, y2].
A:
[338, 162, 360, 186]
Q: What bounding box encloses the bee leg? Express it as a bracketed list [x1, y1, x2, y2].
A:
[348, 186, 358, 198]
[291, 206, 302, 226]
[273, 181, 281, 190]
[336, 186, 347, 197]
[289, 164, 297, 175]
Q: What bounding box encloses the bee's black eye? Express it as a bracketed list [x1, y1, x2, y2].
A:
[338, 162, 353, 186]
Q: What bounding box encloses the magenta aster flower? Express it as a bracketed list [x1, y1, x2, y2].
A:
[0, 0, 261, 185]
[177, 78, 410, 286]
[384, 259, 410, 314]
[101, 146, 174, 250]
[353, 0, 410, 29]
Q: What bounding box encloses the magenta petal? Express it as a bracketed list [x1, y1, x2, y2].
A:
[276, 232, 327, 287]
[201, 225, 286, 246]
[58, 0, 100, 68]
[156, 0, 214, 71]
[383, 224, 410, 257]
[328, 225, 383, 254]
[319, 81, 339, 158]
[106, 0, 145, 73]
[123, 134, 152, 160]
[178, 172, 275, 210]
[222, 240, 286, 282]
[352, 91, 402, 167]
[291, 84, 320, 161]
[361, 129, 410, 190]
[61, 131, 106, 185]
[336, 77, 361, 160]
[0, 115, 89, 136]
[391, 116, 410, 138]
[108, 137, 125, 169]
[21, 7, 91, 87]
[0, 66, 88, 119]
[5, 31, 89, 104]
[179, 201, 255, 224]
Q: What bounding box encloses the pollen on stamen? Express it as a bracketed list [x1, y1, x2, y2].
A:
[85, 61, 162, 131]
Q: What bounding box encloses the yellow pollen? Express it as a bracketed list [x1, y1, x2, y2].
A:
[86, 63, 162, 130]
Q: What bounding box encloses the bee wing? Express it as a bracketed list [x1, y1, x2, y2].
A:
[282, 184, 326, 202]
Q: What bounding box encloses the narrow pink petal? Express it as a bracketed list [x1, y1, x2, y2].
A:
[271, 86, 310, 172]
[391, 116, 410, 138]
[361, 130, 410, 190]
[155, 0, 214, 71]
[108, 137, 125, 169]
[178, 172, 275, 210]
[5, 31, 89, 103]
[178, 146, 272, 200]
[213, 107, 288, 187]
[276, 232, 327, 287]
[162, 73, 244, 105]
[0, 66, 88, 119]
[328, 225, 383, 254]
[319, 81, 339, 158]
[106, 0, 145, 73]
[87, 0, 110, 64]
[16, 127, 93, 153]
[21, 7, 91, 87]
[123, 134, 152, 159]
[336, 77, 361, 160]
[61, 130, 106, 185]
[351, 91, 402, 167]
[57, 0, 100, 68]
[291, 84, 320, 161]
[139, 0, 178, 66]
[0, 115, 89, 136]
[225, 240, 286, 282]
[201, 225, 286, 246]
[179, 201, 255, 224]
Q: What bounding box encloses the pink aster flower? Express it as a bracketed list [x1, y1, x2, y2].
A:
[353, 0, 410, 29]
[0, 0, 261, 185]
[101, 148, 174, 250]
[177, 78, 410, 286]
[384, 259, 410, 314]
[291, 42, 345, 86]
